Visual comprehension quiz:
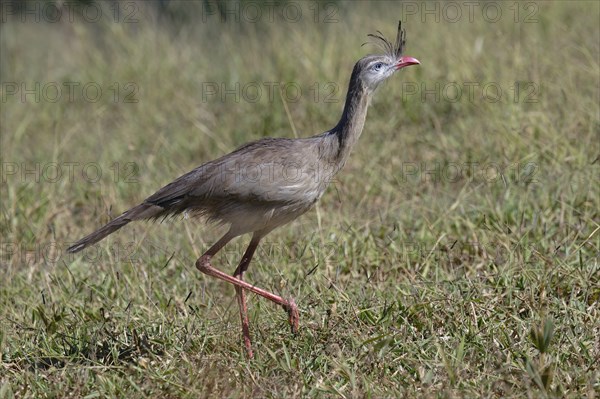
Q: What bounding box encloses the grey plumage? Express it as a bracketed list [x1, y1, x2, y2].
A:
[68, 135, 340, 252]
[67, 22, 420, 358]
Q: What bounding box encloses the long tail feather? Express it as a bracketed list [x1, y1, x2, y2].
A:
[67, 203, 160, 253]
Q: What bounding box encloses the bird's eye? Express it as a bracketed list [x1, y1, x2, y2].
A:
[373, 62, 384, 71]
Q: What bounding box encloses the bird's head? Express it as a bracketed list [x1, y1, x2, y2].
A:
[354, 21, 420, 93]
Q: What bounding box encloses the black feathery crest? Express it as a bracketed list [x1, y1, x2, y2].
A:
[362, 21, 406, 59]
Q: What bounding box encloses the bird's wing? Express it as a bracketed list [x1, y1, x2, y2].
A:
[191, 138, 327, 204]
[144, 137, 329, 213]
[143, 162, 218, 209]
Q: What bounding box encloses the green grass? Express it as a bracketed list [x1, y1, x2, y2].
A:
[1, 1, 598, 397]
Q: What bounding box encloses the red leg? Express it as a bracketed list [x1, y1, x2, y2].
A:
[195, 235, 299, 356]
[232, 236, 260, 358]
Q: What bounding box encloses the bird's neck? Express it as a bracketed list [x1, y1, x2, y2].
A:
[331, 66, 371, 166]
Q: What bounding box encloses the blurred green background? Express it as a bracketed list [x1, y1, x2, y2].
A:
[1, 1, 598, 397]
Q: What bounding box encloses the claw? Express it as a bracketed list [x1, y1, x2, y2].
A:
[285, 298, 299, 334]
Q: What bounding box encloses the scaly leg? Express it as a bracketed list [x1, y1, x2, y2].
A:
[195, 233, 299, 357]
[232, 235, 260, 358]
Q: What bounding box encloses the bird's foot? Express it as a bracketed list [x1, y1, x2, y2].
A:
[242, 335, 254, 359]
[284, 299, 299, 334]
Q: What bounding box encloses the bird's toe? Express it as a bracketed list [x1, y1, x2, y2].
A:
[285, 298, 300, 334]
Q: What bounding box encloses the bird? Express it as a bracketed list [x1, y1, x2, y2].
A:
[67, 21, 420, 358]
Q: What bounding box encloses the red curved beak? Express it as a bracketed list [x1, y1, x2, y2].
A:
[396, 56, 420, 70]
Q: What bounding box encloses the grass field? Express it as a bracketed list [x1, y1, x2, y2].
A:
[1, 1, 599, 397]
